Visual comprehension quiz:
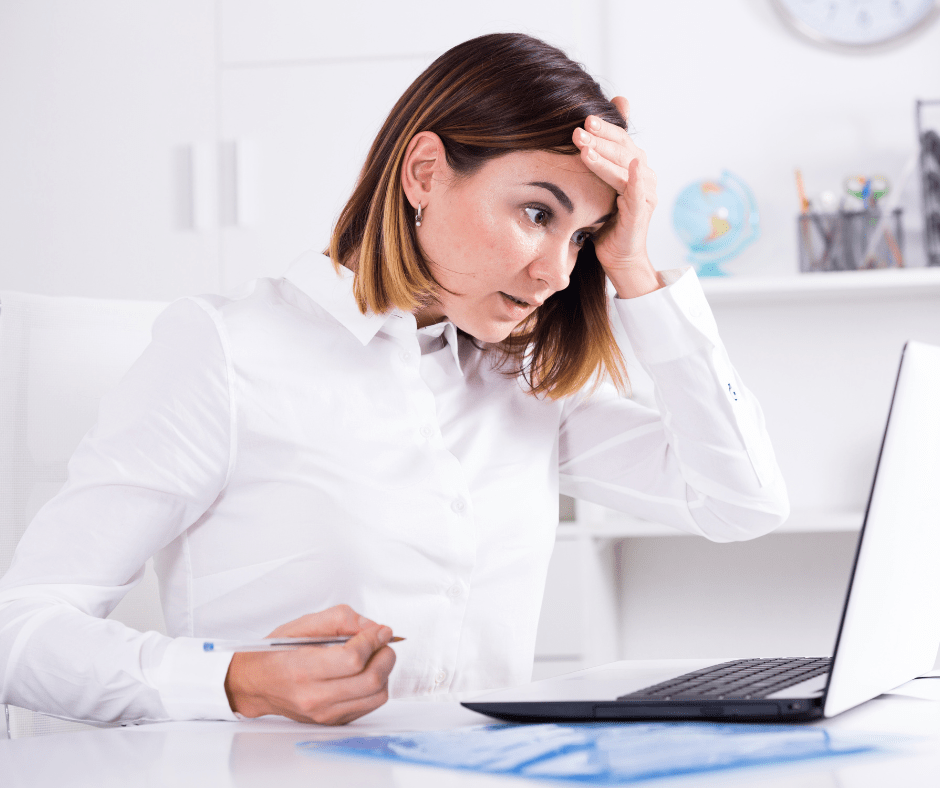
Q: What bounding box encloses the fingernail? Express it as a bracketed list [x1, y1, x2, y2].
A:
[589, 117, 601, 131]
[379, 626, 392, 642]
[579, 129, 591, 144]
[587, 148, 598, 161]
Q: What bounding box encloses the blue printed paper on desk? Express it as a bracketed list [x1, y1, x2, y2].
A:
[299, 722, 888, 783]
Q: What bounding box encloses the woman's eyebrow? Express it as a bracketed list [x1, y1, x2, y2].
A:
[527, 181, 613, 225]
[527, 181, 573, 213]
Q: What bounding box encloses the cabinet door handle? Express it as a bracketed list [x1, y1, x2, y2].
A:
[219, 140, 257, 228]
[173, 143, 213, 231]
[219, 140, 239, 228]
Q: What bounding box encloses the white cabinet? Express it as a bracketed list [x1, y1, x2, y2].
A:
[0, 1, 220, 300]
[218, 58, 429, 287]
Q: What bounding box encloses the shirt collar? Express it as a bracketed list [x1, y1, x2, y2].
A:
[283, 252, 464, 374]
[417, 320, 463, 374]
[283, 252, 394, 346]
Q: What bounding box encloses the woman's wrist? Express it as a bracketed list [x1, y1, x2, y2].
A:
[605, 258, 664, 300]
[224, 654, 266, 718]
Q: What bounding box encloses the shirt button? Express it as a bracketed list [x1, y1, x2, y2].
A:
[434, 670, 447, 684]
[689, 302, 703, 319]
[419, 424, 434, 439]
[399, 350, 413, 363]
[447, 584, 462, 599]
[451, 498, 466, 514]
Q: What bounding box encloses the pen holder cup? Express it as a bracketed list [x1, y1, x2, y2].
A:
[797, 209, 903, 272]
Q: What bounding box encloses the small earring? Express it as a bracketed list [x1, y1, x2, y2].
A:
[415, 203, 423, 227]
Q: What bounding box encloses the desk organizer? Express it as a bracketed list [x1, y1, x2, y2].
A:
[797, 209, 903, 272]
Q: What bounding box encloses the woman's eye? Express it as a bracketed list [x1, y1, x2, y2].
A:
[525, 207, 550, 226]
[572, 230, 592, 248]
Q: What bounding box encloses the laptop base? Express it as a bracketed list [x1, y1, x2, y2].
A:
[463, 697, 824, 724]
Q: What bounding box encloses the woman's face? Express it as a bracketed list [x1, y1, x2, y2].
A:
[411, 148, 617, 342]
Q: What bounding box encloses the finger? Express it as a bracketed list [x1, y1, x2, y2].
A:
[611, 95, 630, 127]
[270, 604, 375, 638]
[320, 604, 377, 633]
[317, 643, 397, 704]
[293, 683, 391, 726]
[575, 127, 643, 171]
[290, 645, 396, 721]
[313, 624, 393, 679]
[317, 686, 390, 726]
[575, 136, 630, 195]
[617, 157, 657, 211]
[584, 113, 631, 147]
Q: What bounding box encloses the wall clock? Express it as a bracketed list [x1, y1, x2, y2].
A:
[770, 0, 939, 49]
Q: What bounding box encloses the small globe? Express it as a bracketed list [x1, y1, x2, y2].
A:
[672, 171, 760, 276]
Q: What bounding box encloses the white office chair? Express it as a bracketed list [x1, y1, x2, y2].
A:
[0, 290, 169, 738]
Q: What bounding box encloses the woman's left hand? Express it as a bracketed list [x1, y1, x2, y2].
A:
[573, 96, 663, 299]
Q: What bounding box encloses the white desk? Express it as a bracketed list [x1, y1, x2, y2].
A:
[2, 684, 939, 787]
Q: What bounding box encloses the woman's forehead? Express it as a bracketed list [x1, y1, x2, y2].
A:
[471, 150, 616, 211]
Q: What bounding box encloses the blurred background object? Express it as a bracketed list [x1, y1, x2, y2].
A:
[918, 100, 940, 266]
[797, 207, 904, 272]
[672, 171, 760, 277]
[770, 0, 939, 50]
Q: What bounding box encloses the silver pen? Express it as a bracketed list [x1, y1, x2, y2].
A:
[202, 635, 405, 653]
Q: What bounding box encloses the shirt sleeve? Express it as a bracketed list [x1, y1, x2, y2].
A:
[558, 267, 789, 542]
[0, 297, 239, 723]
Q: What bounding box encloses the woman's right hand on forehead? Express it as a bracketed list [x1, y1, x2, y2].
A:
[572, 96, 662, 299]
[223, 604, 397, 725]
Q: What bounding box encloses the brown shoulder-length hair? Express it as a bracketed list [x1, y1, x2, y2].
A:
[329, 32, 628, 399]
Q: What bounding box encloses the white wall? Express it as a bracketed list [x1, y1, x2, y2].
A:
[606, 0, 940, 276]
[2, 1, 939, 668]
[617, 532, 859, 659]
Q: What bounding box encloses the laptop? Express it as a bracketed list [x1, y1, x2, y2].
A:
[464, 340, 940, 723]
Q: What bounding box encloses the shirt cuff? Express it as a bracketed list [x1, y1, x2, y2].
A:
[613, 266, 721, 365]
[151, 637, 238, 721]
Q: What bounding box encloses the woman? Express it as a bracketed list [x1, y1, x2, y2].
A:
[0, 34, 787, 727]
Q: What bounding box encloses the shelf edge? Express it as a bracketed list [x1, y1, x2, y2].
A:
[558, 510, 863, 539]
[699, 268, 940, 305]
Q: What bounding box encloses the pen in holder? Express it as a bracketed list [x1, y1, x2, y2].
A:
[797, 208, 903, 272]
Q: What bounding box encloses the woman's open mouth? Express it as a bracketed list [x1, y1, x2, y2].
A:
[500, 292, 531, 308]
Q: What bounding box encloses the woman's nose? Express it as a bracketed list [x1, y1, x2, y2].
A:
[529, 241, 572, 293]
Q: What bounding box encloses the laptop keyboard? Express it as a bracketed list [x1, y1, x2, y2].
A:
[617, 657, 832, 701]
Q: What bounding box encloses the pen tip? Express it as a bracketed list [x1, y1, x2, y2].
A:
[389, 636, 405, 643]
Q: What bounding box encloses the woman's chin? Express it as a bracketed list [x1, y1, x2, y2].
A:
[459, 320, 516, 345]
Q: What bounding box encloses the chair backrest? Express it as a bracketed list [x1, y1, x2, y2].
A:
[0, 291, 168, 738]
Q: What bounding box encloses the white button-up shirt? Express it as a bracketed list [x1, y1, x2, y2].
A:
[0, 253, 788, 724]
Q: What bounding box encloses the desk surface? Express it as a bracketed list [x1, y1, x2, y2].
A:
[3, 683, 939, 787]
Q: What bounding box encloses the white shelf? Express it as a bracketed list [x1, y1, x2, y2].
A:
[558, 509, 863, 539]
[698, 267, 940, 305]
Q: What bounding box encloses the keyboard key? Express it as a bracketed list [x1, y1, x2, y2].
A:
[618, 657, 832, 701]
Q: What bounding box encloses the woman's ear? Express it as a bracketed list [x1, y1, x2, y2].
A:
[401, 131, 448, 210]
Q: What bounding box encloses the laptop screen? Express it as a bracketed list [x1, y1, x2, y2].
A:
[823, 341, 940, 717]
